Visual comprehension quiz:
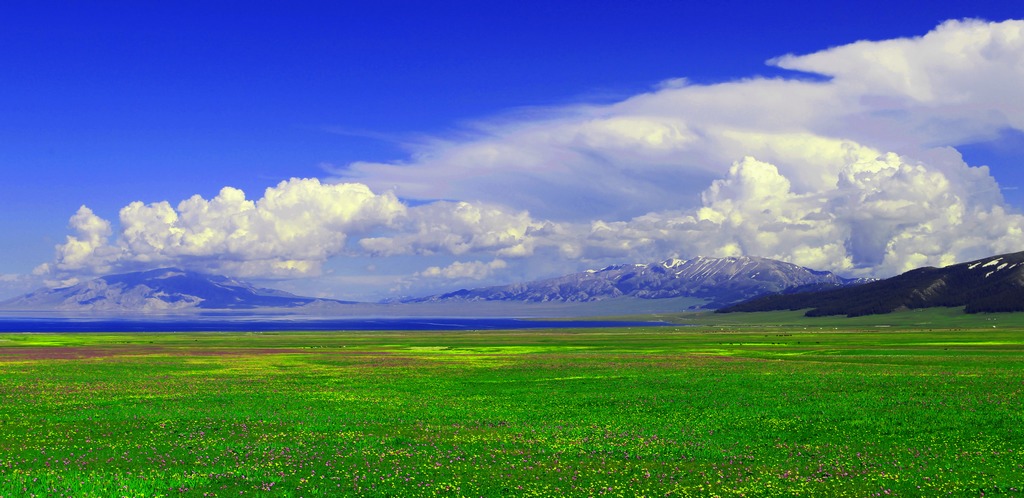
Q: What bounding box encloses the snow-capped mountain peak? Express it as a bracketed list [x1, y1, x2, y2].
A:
[409, 256, 863, 308]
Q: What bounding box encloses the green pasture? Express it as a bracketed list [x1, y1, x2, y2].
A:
[1, 311, 1023, 496]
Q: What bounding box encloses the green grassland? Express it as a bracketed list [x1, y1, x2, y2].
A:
[2, 310, 1024, 496]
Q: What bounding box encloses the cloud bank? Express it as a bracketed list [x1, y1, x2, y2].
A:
[37, 19, 1024, 298]
[39, 179, 407, 280]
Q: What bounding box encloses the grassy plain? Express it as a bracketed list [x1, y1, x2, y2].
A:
[1, 309, 1023, 496]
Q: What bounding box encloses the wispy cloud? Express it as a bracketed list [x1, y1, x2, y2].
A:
[0, 273, 44, 300]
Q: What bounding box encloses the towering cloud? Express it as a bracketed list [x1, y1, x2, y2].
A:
[50, 206, 115, 273]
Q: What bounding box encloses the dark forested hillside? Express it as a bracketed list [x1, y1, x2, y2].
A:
[718, 251, 1024, 317]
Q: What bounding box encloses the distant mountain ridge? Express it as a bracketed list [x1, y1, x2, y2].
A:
[719, 251, 1024, 316]
[3, 256, 869, 313]
[407, 256, 866, 308]
[1, 268, 350, 312]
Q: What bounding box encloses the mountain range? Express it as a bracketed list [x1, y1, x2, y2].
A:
[405, 256, 865, 308]
[719, 250, 1024, 317]
[0, 268, 350, 312]
[5, 250, 1024, 316]
[1, 256, 863, 312]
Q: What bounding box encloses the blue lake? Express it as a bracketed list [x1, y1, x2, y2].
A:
[0, 316, 670, 332]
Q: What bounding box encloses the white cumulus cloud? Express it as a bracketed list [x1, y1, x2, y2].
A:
[329, 19, 1024, 278]
[43, 178, 408, 280]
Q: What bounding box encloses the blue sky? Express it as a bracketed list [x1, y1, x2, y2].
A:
[2, 2, 1023, 301]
